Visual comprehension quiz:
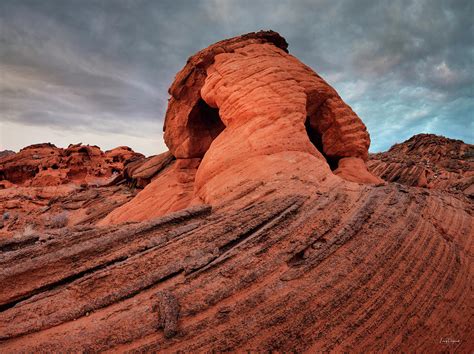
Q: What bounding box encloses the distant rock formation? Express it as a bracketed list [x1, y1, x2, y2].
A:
[0, 150, 15, 160]
[369, 134, 473, 196]
[0, 143, 143, 187]
[0, 143, 144, 237]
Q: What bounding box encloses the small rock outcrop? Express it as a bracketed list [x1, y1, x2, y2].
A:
[0, 143, 144, 237]
[369, 134, 474, 196]
[123, 151, 175, 188]
[0, 151, 15, 160]
[0, 143, 144, 187]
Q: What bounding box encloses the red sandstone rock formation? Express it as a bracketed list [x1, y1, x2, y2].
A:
[0, 143, 144, 187]
[1, 184, 472, 352]
[0, 184, 138, 238]
[0, 151, 15, 160]
[102, 30, 382, 225]
[123, 151, 175, 188]
[0, 32, 472, 352]
[0, 143, 144, 237]
[369, 134, 474, 196]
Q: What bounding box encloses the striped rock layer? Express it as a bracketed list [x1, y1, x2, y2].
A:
[1, 182, 472, 351]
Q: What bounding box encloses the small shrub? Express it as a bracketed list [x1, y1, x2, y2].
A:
[2, 212, 10, 220]
[50, 212, 69, 229]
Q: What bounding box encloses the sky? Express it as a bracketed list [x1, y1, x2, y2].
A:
[0, 0, 472, 156]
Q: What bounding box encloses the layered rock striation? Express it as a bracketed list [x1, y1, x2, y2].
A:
[1, 183, 472, 352]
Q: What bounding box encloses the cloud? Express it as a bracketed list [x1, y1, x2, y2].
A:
[0, 0, 472, 155]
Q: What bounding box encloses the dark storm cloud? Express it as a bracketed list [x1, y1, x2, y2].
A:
[1, 0, 472, 152]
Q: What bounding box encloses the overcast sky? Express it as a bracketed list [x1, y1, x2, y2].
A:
[0, 0, 472, 156]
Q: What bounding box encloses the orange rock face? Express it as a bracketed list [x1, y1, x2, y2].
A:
[0, 32, 472, 352]
[105, 31, 380, 224]
[99, 157, 199, 225]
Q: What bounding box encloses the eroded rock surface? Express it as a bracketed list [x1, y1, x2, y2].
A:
[369, 134, 474, 196]
[0, 143, 144, 187]
[0, 143, 144, 238]
[0, 184, 138, 238]
[0, 32, 472, 352]
[0, 151, 14, 160]
[1, 186, 472, 352]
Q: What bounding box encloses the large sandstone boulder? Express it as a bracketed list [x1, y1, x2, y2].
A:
[102, 30, 381, 225]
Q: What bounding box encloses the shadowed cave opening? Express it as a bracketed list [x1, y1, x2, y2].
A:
[305, 116, 340, 171]
[186, 98, 226, 157]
